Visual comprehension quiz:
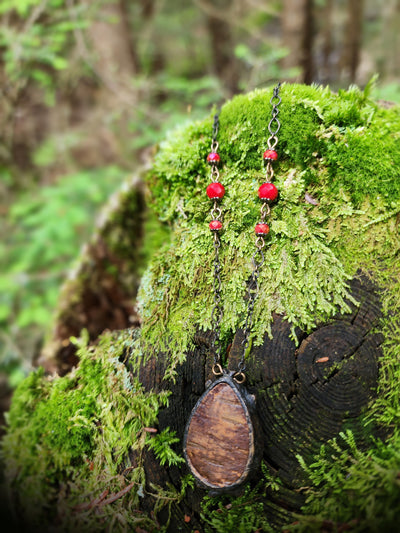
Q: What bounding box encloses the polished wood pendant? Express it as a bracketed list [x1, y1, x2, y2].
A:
[183, 372, 260, 492]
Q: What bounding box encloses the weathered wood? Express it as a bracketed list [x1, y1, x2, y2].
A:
[184, 376, 257, 490]
[136, 274, 386, 530]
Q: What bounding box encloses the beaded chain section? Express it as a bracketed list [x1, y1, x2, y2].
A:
[206, 83, 282, 382]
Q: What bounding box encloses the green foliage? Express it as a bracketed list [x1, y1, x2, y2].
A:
[0, 0, 92, 96]
[201, 483, 274, 533]
[147, 428, 185, 467]
[292, 430, 400, 532]
[1, 329, 186, 531]
[0, 166, 124, 378]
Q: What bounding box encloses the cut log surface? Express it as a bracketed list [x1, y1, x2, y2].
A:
[136, 274, 385, 530]
[184, 380, 253, 489]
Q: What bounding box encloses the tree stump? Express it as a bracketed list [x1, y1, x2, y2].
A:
[3, 84, 400, 532]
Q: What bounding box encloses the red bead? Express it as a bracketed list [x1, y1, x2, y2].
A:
[206, 182, 225, 199]
[263, 149, 278, 161]
[258, 182, 278, 201]
[207, 152, 221, 163]
[255, 223, 270, 235]
[209, 220, 223, 231]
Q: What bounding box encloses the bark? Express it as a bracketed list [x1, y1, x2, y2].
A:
[206, 13, 241, 96]
[281, 0, 315, 83]
[340, 0, 364, 83]
[86, 0, 137, 107]
[301, 0, 314, 84]
[320, 0, 334, 84]
[380, 0, 400, 79]
[136, 275, 385, 530]
[118, 0, 142, 73]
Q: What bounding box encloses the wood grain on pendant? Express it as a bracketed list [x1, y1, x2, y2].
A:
[185, 382, 254, 488]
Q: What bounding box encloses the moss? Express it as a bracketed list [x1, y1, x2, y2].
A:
[291, 429, 400, 532]
[2, 330, 182, 531]
[201, 483, 275, 533]
[138, 82, 400, 375]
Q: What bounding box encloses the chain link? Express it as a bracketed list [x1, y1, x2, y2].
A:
[210, 230, 223, 364]
[210, 112, 220, 182]
[267, 82, 281, 150]
[238, 241, 264, 373]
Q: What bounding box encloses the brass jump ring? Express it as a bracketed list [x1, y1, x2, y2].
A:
[212, 363, 223, 376]
[233, 371, 246, 384]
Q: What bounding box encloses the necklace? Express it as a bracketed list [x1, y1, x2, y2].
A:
[183, 84, 282, 492]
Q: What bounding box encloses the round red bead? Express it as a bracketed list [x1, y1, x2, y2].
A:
[209, 220, 223, 231]
[206, 182, 225, 199]
[255, 223, 270, 235]
[258, 182, 278, 201]
[207, 152, 221, 163]
[263, 149, 278, 161]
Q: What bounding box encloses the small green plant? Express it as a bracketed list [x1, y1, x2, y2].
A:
[147, 427, 185, 467]
[201, 483, 273, 533]
[0, 0, 92, 98]
[292, 430, 400, 532]
[0, 166, 124, 380]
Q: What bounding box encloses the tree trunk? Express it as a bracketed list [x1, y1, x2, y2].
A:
[340, 0, 364, 83]
[380, 0, 400, 80]
[281, 0, 314, 83]
[320, 0, 334, 84]
[38, 177, 147, 374]
[86, 0, 137, 108]
[206, 12, 241, 96]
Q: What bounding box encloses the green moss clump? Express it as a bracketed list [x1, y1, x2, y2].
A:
[292, 429, 400, 532]
[137, 82, 400, 377]
[2, 330, 184, 531]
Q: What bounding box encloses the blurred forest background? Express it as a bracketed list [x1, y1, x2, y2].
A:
[0, 0, 399, 406]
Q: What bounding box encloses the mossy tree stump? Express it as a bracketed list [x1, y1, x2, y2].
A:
[3, 84, 400, 533]
[136, 275, 386, 531]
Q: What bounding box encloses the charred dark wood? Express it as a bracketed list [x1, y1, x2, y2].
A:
[136, 273, 385, 530]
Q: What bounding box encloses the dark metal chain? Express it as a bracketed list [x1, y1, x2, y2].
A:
[212, 112, 219, 147]
[210, 229, 223, 365]
[238, 83, 281, 376]
[268, 83, 281, 140]
[210, 113, 220, 183]
[265, 82, 281, 182]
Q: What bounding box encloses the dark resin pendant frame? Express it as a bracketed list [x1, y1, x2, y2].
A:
[183, 371, 261, 493]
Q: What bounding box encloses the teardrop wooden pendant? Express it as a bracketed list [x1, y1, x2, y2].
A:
[183, 373, 260, 492]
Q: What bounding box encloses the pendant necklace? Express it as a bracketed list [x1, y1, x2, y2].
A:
[183, 84, 282, 492]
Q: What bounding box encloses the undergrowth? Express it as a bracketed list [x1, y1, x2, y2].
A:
[2, 330, 185, 532]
